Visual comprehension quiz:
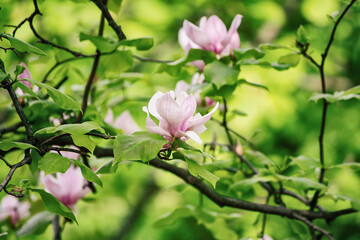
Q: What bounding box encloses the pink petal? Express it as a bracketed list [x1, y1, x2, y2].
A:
[156, 93, 184, 127]
[105, 109, 114, 125]
[148, 91, 165, 120]
[223, 14, 242, 48]
[183, 20, 212, 50]
[175, 80, 190, 96]
[199, 16, 208, 30]
[179, 94, 197, 122]
[142, 107, 172, 137]
[186, 102, 219, 130]
[185, 130, 203, 144]
[114, 110, 141, 135]
[204, 15, 228, 43]
[191, 60, 206, 71]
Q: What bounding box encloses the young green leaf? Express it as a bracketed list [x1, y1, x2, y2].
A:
[114, 132, 168, 162]
[0, 33, 47, 56]
[153, 206, 195, 228]
[204, 61, 239, 88]
[79, 33, 117, 52]
[25, 79, 81, 111]
[233, 48, 265, 60]
[13, 82, 40, 100]
[186, 157, 219, 188]
[278, 53, 300, 67]
[118, 37, 154, 51]
[0, 140, 38, 151]
[38, 152, 71, 175]
[30, 188, 77, 224]
[72, 159, 102, 187]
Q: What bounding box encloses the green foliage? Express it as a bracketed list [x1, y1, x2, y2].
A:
[0, 140, 38, 151]
[114, 132, 168, 162]
[0, 33, 47, 56]
[25, 79, 81, 111]
[73, 159, 103, 187]
[38, 152, 71, 175]
[310, 85, 360, 103]
[30, 188, 77, 223]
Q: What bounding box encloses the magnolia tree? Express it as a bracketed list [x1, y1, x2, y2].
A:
[0, 0, 360, 239]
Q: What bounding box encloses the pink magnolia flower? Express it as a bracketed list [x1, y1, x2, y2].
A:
[142, 90, 218, 145]
[105, 109, 141, 135]
[41, 166, 90, 209]
[179, 15, 242, 70]
[0, 195, 30, 226]
[175, 73, 215, 107]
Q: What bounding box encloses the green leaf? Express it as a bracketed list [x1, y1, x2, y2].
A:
[237, 59, 271, 68]
[96, 159, 114, 174]
[326, 194, 360, 210]
[114, 132, 168, 162]
[0, 72, 9, 81]
[296, 25, 309, 45]
[287, 219, 309, 239]
[186, 48, 217, 64]
[72, 159, 102, 187]
[309, 87, 360, 103]
[57, 121, 105, 135]
[259, 43, 291, 51]
[16, 212, 54, 237]
[38, 152, 71, 175]
[101, 50, 133, 73]
[290, 155, 321, 170]
[79, 33, 117, 52]
[278, 53, 300, 67]
[108, 0, 123, 13]
[0, 140, 38, 151]
[25, 79, 81, 111]
[279, 176, 327, 191]
[234, 48, 265, 60]
[271, 61, 291, 71]
[0, 33, 47, 56]
[203, 218, 238, 240]
[186, 157, 219, 188]
[118, 37, 154, 51]
[13, 82, 40, 100]
[204, 61, 239, 88]
[244, 150, 276, 167]
[327, 162, 360, 171]
[30, 188, 77, 223]
[14, 65, 25, 76]
[237, 79, 269, 91]
[153, 206, 195, 228]
[230, 176, 278, 191]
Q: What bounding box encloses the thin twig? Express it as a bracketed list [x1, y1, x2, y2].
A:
[292, 213, 334, 240]
[310, 0, 357, 209]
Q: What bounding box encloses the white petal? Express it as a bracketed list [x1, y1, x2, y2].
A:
[185, 130, 203, 144]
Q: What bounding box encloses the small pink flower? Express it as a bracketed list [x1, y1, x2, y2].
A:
[179, 15, 242, 70]
[0, 196, 30, 226]
[41, 166, 90, 209]
[105, 109, 141, 135]
[175, 73, 215, 107]
[142, 90, 218, 145]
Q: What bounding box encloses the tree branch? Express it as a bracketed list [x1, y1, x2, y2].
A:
[91, 0, 126, 41]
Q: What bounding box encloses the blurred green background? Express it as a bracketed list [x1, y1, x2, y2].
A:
[1, 0, 360, 239]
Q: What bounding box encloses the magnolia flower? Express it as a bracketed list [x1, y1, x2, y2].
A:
[105, 109, 141, 135]
[0, 195, 30, 226]
[16, 62, 32, 96]
[142, 90, 218, 145]
[175, 73, 215, 107]
[179, 15, 242, 70]
[41, 166, 90, 209]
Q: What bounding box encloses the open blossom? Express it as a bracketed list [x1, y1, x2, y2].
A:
[105, 109, 141, 135]
[175, 73, 215, 107]
[41, 166, 90, 209]
[179, 15, 242, 70]
[0, 196, 30, 226]
[142, 90, 218, 145]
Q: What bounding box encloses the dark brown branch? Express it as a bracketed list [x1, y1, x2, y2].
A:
[310, 0, 357, 209]
[146, 158, 356, 221]
[52, 215, 62, 240]
[27, 0, 88, 57]
[0, 155, 12, 168]
[45, 146, 90, 158]
[293, 213, 334, 240]
[0, 155, 32, 193]
[76, 7, 106, 122]
[91, 0, 126, 41]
